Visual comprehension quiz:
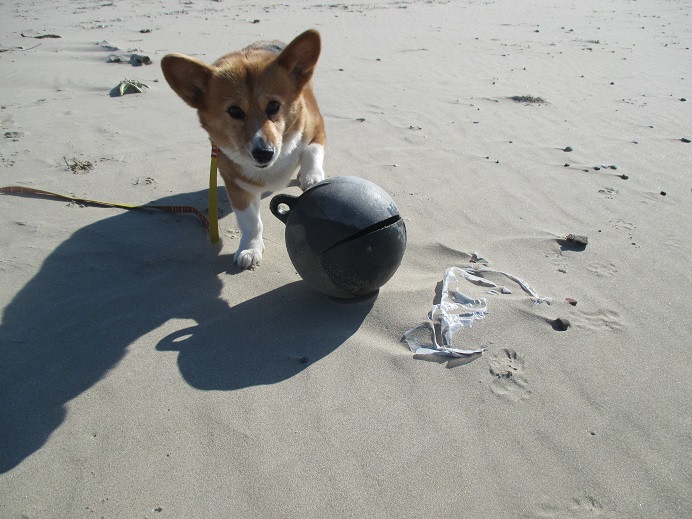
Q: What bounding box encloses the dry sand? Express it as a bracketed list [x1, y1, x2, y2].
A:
[1, 0, 690, 517]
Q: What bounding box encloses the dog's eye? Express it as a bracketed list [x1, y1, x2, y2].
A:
[227, 106, 245, 120]
[265, 100, 281, 118]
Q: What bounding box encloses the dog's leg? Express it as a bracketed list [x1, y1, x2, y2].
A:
[232, 195, 264, 269]
[298, 142, 325, 191]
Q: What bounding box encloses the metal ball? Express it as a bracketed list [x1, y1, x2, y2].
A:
[270, 176, 407, 298]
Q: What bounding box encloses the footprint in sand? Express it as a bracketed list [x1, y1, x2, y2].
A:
[526, 495, 614, 518]
[585, 260, 618, 277]
[0, 155, 15, 167]
[488, 348, 531, 402]
[662, 234, 685, 251]
[598, 187, 618, 199]
[575, 308, 623, 332]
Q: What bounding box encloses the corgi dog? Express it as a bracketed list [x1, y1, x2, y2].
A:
[161, 30, 325, 269]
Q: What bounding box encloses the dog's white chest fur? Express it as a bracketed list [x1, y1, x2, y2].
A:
[221, 132, 306, 194]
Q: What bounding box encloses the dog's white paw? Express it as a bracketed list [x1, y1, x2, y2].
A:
[299, 168, 324, 191]
[234, 246, 263, 269]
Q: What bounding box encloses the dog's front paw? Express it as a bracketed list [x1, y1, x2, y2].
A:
[234, 246, 263, 269]
[299, 167, 325, 191]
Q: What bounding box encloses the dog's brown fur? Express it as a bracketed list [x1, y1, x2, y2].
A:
[161, 30, 325, 268]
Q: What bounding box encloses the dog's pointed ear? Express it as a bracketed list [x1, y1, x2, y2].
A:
[161, 54, 213, 109]
[277, 30, 321, 89]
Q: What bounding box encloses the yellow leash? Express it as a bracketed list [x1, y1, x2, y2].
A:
[1, 143, 221, 243]
[208, 143, 220, 244]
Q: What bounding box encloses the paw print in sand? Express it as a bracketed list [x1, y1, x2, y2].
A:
[488, 348, 531, 402]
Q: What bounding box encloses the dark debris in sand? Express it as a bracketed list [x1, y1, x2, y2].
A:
[510, 95, 546, 104]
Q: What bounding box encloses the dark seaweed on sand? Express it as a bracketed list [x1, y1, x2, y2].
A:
[510, 95, 546, 104]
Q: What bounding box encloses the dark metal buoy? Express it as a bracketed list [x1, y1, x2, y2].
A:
[270, 176, 407, 298]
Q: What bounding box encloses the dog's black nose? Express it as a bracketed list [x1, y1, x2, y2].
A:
[252, 145, 275, 165]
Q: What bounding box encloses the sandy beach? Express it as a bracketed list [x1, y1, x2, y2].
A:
[1, 0, 690, 517]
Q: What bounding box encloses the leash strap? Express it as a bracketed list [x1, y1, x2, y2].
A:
[1, 143, 222, 243]
[0, 185, 211, 232]
[208, 144, 220, 243]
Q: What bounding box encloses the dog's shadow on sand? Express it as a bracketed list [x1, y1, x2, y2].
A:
[0, 189, 373, 473]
